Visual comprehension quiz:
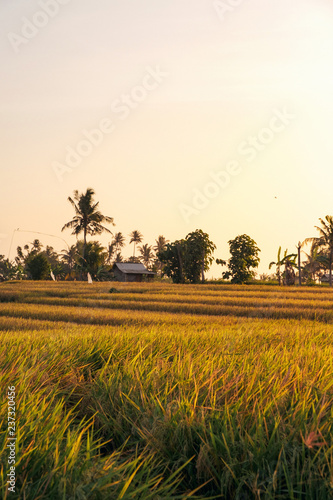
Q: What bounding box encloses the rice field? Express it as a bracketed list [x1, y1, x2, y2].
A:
[1, 281, 333, 499]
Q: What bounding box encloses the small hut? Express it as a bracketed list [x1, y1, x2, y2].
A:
[112, 263, 155, 282]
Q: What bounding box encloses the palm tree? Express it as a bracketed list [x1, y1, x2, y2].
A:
[76, 241, 108, 279]
[305, 215, 333, 286]
[139, 244, 154, 269]
[31, 239, 42, 252]
[15, 245, 29, 265]
[282, 254, 297, 285]
[129, 230, 143, 258]
[62, 188, 115, 264]
[106, 233, 125, 265]
[154, 235, 169, 276]
[106, 242, 116, 265]
[16, 242, 40, 266]
[296, 241, 302, 286]
[153, 235, 169, 254]
[113, 232, 126, 253]
[44, 245, 59, 268]
[269, 247, 284, 285]
[302, 241, 327, 282]
[269, 247, 297, 285]
[61, 245, 77, 272]
[115, 252, 123, 263]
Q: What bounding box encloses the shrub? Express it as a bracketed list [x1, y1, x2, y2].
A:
[25, 253, 51, 280]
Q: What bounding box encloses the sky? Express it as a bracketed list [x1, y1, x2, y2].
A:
[1, 0, 333, 278]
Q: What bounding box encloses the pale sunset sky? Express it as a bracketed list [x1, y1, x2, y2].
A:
[1, 0, 333, 277]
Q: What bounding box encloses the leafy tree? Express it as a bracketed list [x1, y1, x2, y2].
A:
[75, 241, 110, 280]
[158, 240, 186, 283]
[305, 216, 333, 286]
[158, 230, 215, 284]
[15, 243, 37, 266]
[41, 245, 67, 280]
[13, 241, 65, 280]
[62, 188, 114, 264]
[129, 230, 143, 258]
[25, 253, 51, 280]
[0, 256, 23, 281]
[219, 234, 260, 284]
[184, 230, 216, 283]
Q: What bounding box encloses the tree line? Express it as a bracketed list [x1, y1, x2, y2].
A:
[1, 188, 333, 285]
[267, 216, 333, 286]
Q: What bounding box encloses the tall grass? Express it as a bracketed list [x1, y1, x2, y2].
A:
[0, 281, 333, 498]
[3, 282, 333, 322]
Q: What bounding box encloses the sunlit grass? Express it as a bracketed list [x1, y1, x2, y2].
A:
[0, 281, 333, 498]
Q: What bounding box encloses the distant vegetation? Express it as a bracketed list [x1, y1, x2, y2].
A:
[1, 188, 333, 286]
[216, 234, 260, 284]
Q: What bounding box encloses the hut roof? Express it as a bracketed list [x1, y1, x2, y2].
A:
[113, 263, 155, 275]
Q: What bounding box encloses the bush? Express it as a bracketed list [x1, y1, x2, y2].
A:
[25, 253, 51, 280]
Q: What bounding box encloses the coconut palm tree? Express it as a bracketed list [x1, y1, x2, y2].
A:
[44, 246, 59, 268]
[302, 241, 327, 282]
[31, 239, 42, 252]
[61, 245, 77, 272]
[115, 252, 123, 263]
[139, 244, 154, 269]
[305, 215, 333, 286]
[62, 188, 114, 264]
[129, 230, 143, 258]
[106, 233, 125, 265]
[154, 235, 169, 276]
[106, 242, 116, 265]
[113, 232, 125, 253]
[15, 246, 28, 265]
[153, 235, 169, 254]
[76, 241, 108, 280]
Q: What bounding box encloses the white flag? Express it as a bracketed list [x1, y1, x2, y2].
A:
[50, 271, 56, 281]
[87, 272, 93, 284]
